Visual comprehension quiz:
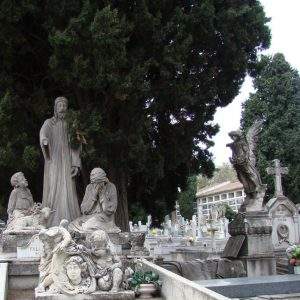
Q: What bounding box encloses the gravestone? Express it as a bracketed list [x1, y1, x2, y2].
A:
[267, 197, 299, 249]
[225, 120, 276, 277]
[266, 159, 299, 250]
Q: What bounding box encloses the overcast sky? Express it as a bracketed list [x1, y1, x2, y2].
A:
[211, 0, 300, 166]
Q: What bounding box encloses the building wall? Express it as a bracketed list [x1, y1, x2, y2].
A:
[196, 189, 245, 219]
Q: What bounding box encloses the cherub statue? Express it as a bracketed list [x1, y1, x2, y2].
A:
[5, 172, 51, 232]
[87, 230, 123, 292]
[227, 119, 266, 211]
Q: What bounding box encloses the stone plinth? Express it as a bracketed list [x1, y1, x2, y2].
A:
[1, 231, 40, 253]
[225, 211, 276, 277]
[35, 290, 135, 300]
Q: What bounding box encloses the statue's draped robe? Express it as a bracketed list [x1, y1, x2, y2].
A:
[7, 187, 34, 222]
[40, 117, 81, 226]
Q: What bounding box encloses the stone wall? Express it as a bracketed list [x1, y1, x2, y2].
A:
[140, 259, 229, 300]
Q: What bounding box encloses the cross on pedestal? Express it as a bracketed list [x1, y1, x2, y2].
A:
[266, 159, 288, 197]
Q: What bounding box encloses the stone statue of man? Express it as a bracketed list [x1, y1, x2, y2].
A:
[7, 172, 34, 222]
[40, 97, 81, 226]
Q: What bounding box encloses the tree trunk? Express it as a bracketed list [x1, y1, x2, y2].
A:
[108, 166, 129, 232]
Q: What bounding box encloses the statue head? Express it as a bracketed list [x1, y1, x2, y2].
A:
[90, 168, 108, 184]
[228, 130, 242, 142]
[54, 97, 68, 119]
[88, 230, 110, 257]
[64, 256, 88, 286]
[10, 172, 28, 188]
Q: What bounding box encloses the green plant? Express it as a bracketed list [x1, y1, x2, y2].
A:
[65, 110, 87, 149]
[129, 271, 161, 291]
[288, 245, 300, 266]
[224, 204, 237, 222]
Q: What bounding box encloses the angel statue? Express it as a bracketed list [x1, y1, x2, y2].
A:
[226, 119, 266, 211]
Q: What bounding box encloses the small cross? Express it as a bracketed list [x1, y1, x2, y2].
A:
[266, 159, 288, 197]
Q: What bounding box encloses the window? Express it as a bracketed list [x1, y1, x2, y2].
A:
[229, 200, 235, 205]
[229, 192, 234, 198]
[221, 194, 227, 200]
[202, 198, 207, 203]
[214, 195, 220, 201]
[236, 190, 243, 197]
[203, 205, 207, 209]
[208, 197, 213, 202]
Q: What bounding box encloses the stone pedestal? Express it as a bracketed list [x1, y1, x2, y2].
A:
[225, 211, 276, 277]
[1, 230, 40, 254]
[35, 290, 135, 300]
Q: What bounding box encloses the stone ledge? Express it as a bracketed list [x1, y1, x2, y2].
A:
[35, 290, 135, 300]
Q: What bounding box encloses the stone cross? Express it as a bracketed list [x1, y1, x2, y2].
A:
[266, 159, 288, 197]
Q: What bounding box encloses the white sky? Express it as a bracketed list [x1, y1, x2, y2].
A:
[211, 0, 300, 166]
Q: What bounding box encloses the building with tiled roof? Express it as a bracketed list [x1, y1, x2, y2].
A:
[195, 181, 245, 219]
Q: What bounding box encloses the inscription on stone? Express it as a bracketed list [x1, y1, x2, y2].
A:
[17, 234, 43, 259]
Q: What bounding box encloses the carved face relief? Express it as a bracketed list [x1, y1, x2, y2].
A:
[66, 261, 82, 285]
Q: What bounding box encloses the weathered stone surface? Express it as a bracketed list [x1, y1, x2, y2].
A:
[1, 231, 39, 253]
[227, 119, 265, 212]
[267, 195, 299, 250]
[17, 234, 43, 259]
[8, 260, 39, 276]
[222, 236, 245, 258]
[35, 290, 135, 300]
[40, 97, 81, 227]
[216, 259, 246, 278]
[69, 168, 121, 235]
[225, 211, 276, 277]
[36, 221, 133, 297]
[4, 172, 51, 234]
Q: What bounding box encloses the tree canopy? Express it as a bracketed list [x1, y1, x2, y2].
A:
[241, 53, 300, 203]
[0, 0, 270, 228]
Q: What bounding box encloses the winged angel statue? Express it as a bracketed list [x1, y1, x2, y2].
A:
[226, 119, 266, 211]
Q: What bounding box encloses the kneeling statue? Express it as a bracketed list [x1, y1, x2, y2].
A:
[69, 168, 120, 234]
[5, 172, 51, 232]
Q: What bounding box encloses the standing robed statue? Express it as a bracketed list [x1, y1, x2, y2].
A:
[40, 97, 81, 226]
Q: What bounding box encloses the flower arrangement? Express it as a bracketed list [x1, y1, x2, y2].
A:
[129, 270, 161, 292]
[149, 228, 158, 236]
[287, 245, 300, 266]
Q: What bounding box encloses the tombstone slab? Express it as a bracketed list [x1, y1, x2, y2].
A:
[266, 195, 299, 250]
[225, 211, 276, 277]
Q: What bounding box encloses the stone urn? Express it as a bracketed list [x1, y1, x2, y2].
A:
[138, 283, 157, 299]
